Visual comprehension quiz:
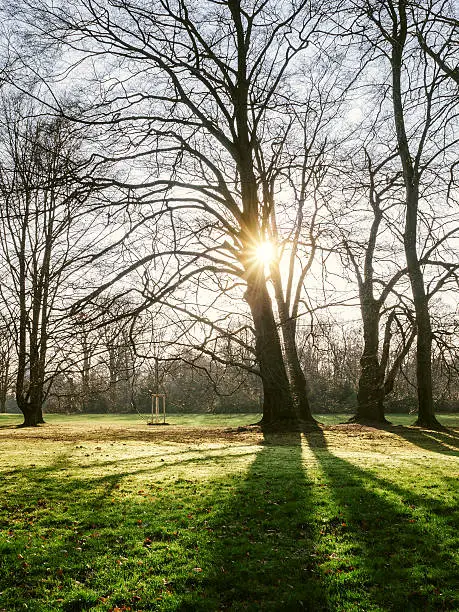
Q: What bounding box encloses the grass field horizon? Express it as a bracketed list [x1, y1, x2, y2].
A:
[1, 413, 458, 610]
[2, 411, 459, 428]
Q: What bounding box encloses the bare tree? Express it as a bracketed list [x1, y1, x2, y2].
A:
[15, 0, 349, 428]
[350, 0, 458, 427]
[6, 0, 456, 428]
[0, 95, 101, 425]
[336, 147, 417, 423]
[412, 1, 459, 87]
[0, 312, 15, 413]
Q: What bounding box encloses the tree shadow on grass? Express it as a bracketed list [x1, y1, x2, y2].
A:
[388, 425, 459, 456]
[303, 428, 459, 611]
[2, 428, 458, 611]
[0, 423, 21, 430]
[1, 456, 236, 610]
[2, 439, 324, 611]
[199, 430, 328, 611]
[0, 445, 257, 481]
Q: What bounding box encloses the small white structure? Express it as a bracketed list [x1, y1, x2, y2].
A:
[150, 393, 166, 424]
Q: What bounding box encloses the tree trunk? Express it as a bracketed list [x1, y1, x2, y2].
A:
[0, 354, 10, 413]
[21, 408, 39, 427]
[354, 303, 388, 424]
[281, 318, 316, 424]
[356, 356, 386, 423]
[269, 258, 316, 425]
[402, 146, 439, 429]
[16, 365, 46, 426]
[16, 395, 42, 427]
[390, 7, 441, 429]
[81, 335, 91, 412]
[36, 404, 45, 424]
[406, 255, 440, 428]
[17, 388, 46, 426]
[244, 277, 298, 429]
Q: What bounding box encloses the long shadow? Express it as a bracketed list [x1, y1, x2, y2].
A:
[2, 452, 241, 609]
[3, 427, 457, 611]
[388, 425, 459, 456]
[1, 446, 257, 480]
[1, 432, 325, 610]
[304, 429, 459, 611]
[199, 430, 328, 611]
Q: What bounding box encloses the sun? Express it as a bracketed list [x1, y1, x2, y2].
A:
[254, 240, 275, 265]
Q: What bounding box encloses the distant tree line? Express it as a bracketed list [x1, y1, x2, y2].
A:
[2, 313, 457, 417]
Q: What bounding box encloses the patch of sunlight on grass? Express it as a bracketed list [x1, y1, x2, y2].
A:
[300, 435, 322, 472]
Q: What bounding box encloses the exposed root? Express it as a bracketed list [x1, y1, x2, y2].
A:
[412, 418, 446, 431]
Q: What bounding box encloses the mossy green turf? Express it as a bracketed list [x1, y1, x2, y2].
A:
[0, 415, 458, 611]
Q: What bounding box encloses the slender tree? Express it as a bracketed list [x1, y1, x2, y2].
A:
[0, 96, 100, 425]
[354, 0, 458, 427]
[0, 312, 14, 413]
[340, 150, 416, 423]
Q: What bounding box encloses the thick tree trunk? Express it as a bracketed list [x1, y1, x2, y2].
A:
[16, 396, 42, 427]
[354, 304, 388, 424]
[16, 374, 45, 427]
[30, 376, 46, 424]
[356, 356, 386, 423]
[244, 277, 298, 429]
[229, 0, 304, 429]
[21, 407, 40, 427]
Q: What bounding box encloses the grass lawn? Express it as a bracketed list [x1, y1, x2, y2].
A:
[0, 414, 458, 611]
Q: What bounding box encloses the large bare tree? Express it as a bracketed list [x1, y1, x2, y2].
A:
[15, 0, 345, 428]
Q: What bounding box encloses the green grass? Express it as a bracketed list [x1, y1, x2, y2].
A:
[1, 411, 459, 428]
[0, 415, 458, 611]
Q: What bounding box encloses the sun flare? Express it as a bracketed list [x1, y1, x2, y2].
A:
[255, 240, 275, 265]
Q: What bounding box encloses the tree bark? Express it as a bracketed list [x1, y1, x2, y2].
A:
[82, 336, 91, 412]
[345, 196, 389, 425]
[354, 304, 387, 423]
[0, 351, 10, 413]
[281, 318, 316, 423]
[356, 356, 386, 423]
[16, 395, 42, 427]
[406, 244, 438, 427]
[244, 276, 298, 428]
[272, 273, 315, 423]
